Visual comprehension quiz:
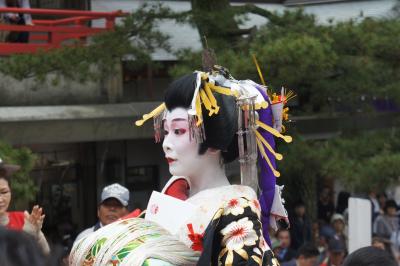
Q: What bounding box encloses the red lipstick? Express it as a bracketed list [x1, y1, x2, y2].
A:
[166, 158, 176, 164]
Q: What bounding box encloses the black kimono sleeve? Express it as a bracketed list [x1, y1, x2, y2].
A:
[197, 197, 280, 266]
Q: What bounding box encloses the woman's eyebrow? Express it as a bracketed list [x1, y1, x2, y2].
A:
[162, 118, 186, 123]
[171, 118, 187, 122]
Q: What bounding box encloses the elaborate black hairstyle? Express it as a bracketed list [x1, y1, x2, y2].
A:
[164, 73, 238, 163]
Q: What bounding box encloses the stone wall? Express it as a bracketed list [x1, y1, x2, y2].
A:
[0, 64, 123, 106]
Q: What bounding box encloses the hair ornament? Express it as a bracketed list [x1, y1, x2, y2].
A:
[236, 93, 258, 190]
[135, 103, 167, 143]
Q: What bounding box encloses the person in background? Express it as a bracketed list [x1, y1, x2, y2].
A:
[318, 187, 335, 224]
[0, 0, 33, 42]
[373, 199, 399, 240]
[290, 201, 312, 250]
[0, 157, 50, 254]
[316, 235, 329, 265]
[319, 238, 346, 266]
[371, 236, 395, 260]
[343, 246, 397, 266]
[378, 193, 387, 214]
[311, 220, 320, 245]
[276, 228, 297, 263]
[368, 190, 381, 223]
[0, 226, 46, 266]
[269, 226, 278, 245]
[271, 239, 282, 260]
[74, 183, 130, 242]
[282, 243, 320, 266]
[335, 191, 350, 215]
[311, 221, 329, 264]
[371, 236, 386, 250]
[330, 213, 347, 251]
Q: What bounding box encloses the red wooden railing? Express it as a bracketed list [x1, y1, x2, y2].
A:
[0, 8, 127, 55]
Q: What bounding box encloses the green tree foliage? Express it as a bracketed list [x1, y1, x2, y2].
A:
[277, 135, 322, 219]
[320, 129, 400, 193]
[0, 140, 37, 210]
[188, 1, 277, 50]
[172, 9, 400, 114]
[277, 128, 400, 208]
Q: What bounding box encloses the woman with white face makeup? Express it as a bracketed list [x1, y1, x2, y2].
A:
[162, 107, 230, 197]
[71, 69, 288, 266]
[159, 72, 276, 265]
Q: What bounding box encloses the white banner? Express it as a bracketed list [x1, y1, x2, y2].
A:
[348, 197, 371, 253]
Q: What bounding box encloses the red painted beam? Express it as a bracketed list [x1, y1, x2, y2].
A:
[0, 43, 52, 55]
[29, 32, 99, 42]
[0, 7, 125, 55]
[0, 24, 105, 33]
[0, 7, 127, 18]
[33, 16, 94, 26]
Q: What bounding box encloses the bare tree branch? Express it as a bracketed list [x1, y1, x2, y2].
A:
[225, 26, 257, 36]
[231, 4, 279, 22]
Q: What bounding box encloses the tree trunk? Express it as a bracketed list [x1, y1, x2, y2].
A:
[190, 0, 242, 49]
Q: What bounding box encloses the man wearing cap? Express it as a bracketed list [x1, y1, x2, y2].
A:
[331, 213, 347, 251]
[75, 183, 130, 242]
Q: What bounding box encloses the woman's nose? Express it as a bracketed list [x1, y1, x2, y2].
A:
[162, 134, 172, 153]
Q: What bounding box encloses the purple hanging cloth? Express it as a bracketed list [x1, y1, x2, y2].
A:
[255, 85, 276, 247]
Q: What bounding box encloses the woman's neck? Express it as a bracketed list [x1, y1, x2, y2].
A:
[188, 163, 230, 197]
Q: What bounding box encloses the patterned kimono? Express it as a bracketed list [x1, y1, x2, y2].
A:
[163, 176, 278, 265]
[70, 177, 278, 266]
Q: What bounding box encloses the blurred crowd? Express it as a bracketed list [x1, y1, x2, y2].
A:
[270, 187, 400, 266]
